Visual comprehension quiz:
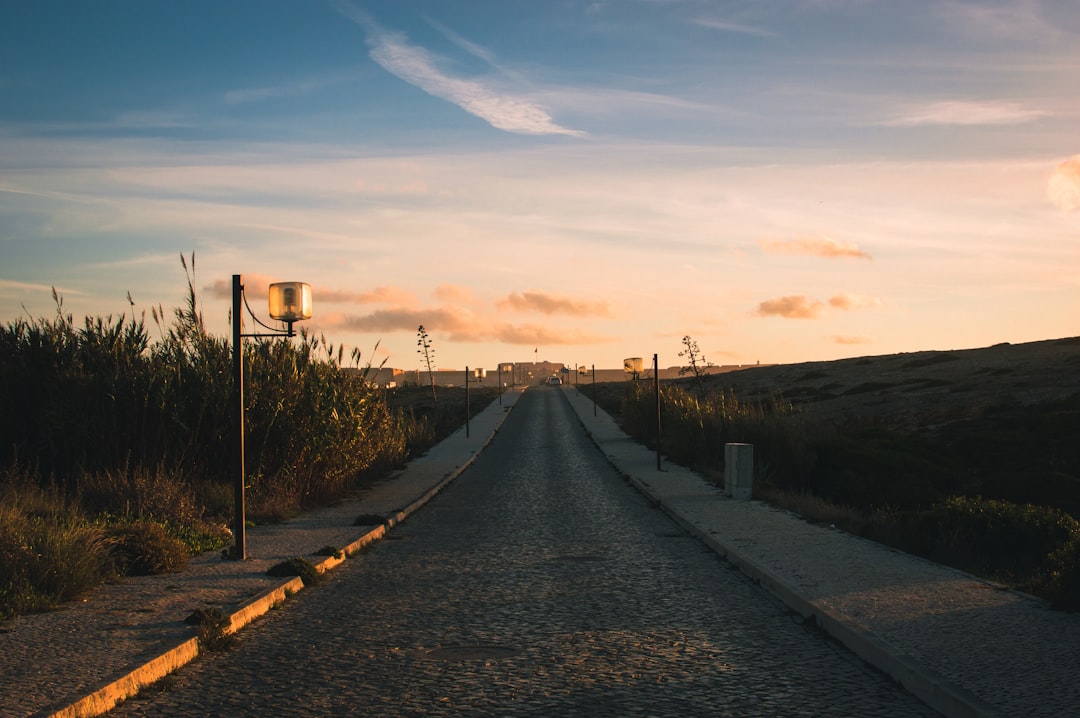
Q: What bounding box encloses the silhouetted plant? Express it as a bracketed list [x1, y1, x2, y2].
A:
[678, 335, 714, 398]
[417, 324, 437, 406]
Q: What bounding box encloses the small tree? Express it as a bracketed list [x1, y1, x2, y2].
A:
[417, 325, 437, 405]
[678, 335, 713, 398]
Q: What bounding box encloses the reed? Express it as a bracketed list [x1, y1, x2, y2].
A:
[0, 265, 444, 617]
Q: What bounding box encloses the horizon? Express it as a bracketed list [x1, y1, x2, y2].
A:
[2, 1, 1078, 372]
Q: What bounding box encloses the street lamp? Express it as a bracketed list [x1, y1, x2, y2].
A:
[229, 275, 312, 559]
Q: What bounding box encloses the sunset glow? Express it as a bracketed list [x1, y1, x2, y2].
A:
[1, 1, 1077, 371]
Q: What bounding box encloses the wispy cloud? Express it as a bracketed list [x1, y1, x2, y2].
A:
[757, 292, 880, 319]
[759, 236, 872, 260]
[482, 323, 612, 346]
[434, 284, 475, 304]
[936, 1, 1061, 42]
[828, 293, 881, 311]
[333, 2, 584, 137]
[1047, 155, 1080, 212]
[334, 306, 470, 333]
[881, 100, 1050, 127]
[0, 278, 76, 294]
[424, 16, 502, 70]
[497, 291, 611, 317]
[328, 308, 611, 347]
[224, 75, 353, 105]
[832, 335, 872, 345]
[694, 17, 777, 38]
[205, 276, 416, 305]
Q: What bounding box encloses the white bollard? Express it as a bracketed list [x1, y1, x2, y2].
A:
[724, 443, 754, 501]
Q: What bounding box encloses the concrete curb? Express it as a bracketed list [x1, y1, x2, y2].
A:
[42, 394, 519, 718]
[42, 639, 200, 718]
[560, 387, 1003, 718]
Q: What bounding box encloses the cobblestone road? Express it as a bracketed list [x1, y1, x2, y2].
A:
[109, 388, 939, 717]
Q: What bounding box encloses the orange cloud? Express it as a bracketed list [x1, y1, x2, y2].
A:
[759, 236, 872, 260]
[1048, 155, 1080, 212]
[333, 307, 473, 333]
[828, 293, 881, 310]
[756, 295, 825, 319]
[328, 308, 613, 347]
[498, 291, 611, 316]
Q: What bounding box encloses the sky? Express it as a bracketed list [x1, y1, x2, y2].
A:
[1, 0, 1078, 373]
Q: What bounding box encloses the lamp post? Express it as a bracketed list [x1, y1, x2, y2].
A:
[230, 275, 312, 560]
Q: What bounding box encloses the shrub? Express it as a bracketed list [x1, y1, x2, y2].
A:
[924, 496, 1079, 581]
[315, 545, 344, 559]
[0, 490, 112, 618]
[267, 557, 322, 586]
[106, 520, 190, 576]
[1038, 536, 1080, 610]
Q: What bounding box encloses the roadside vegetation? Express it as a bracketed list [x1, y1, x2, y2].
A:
[0, 262, 494, 619]
[600, 365, 1080, 610]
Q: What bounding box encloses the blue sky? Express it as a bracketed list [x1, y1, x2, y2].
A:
[2, 0, 1078, 372]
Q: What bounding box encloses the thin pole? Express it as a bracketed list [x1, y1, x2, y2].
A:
[592, 364, 597, 416]
[654, 353, 662, 471]
[231, 275, 246, 559]
[497, 364, 502, 406]
[465, 366, 471, 438]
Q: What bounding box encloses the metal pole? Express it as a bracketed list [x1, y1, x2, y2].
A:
[592, 364, 597, 416]
[465, 366, 471, 438]
[231, 275, 246, 559]
[654, 353, 662, 471]
[497, 364, 502, 406]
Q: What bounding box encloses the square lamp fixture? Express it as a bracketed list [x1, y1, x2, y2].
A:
[268, 282, 313, 323]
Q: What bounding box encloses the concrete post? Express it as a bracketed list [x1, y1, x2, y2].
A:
[724, 443, 754, 501]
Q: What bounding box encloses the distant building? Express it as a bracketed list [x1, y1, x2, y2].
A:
[346, 362, 768, 387]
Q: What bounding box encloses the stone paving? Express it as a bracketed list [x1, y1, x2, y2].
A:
[1, 392, 520, 718]
[105, 388, 937, 717]
[564, 385, 1080, 718]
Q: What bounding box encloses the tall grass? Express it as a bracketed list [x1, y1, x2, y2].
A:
[621, 380, 820, 492]
[0, 472, 112, 618]
[0, 263, 437, 617]
[618, 378, 1080, 610]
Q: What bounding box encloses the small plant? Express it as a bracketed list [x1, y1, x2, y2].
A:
[267, 557, 322, 586]
[315, 545, 344, 560]
[678, 335, 714, 398]
[186, 606, 234, 651]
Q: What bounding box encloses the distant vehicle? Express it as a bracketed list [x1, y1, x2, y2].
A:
[546, 376, 562, 385]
